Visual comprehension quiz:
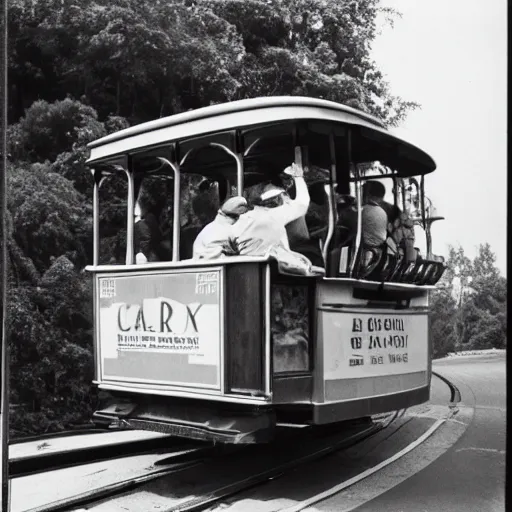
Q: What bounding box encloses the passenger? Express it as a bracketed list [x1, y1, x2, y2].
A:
[192, 196, 249, 259]
[361, 181, 388, 248]
[304, 181, 326, 233]
[134, 198, 165, 264]
[380, 187, 416, 262]
[388, 207, 416, 262]
[180, 181, 220, 259]
[282, 178, 324, 267]
[233, 163, 310, 256]
[336, 193, 358, 237]
[233, 163, 319, 275]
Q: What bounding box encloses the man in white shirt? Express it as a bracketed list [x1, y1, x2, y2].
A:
[232, 163, 310, 257]
[192, 196, 248, 259]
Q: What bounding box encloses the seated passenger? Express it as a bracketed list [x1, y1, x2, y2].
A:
[361, 181, 388, 248]
[180, 183, 221, 259]
[192, 196, 249, 260]
[134, 199, 165, 264]
[377, 187, 416, 262]
[336, 193, 358, 241]
[389, 209, 416, 262]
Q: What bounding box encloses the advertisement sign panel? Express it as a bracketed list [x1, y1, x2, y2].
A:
[97, 269, 222, 390]
[323, 310, 429, 380]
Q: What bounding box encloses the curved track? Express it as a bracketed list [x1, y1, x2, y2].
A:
[10, 430, 202, 479]
[12, 418, 390, 512]
[11, 370, 472, 512]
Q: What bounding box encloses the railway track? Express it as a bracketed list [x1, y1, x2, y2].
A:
[11, 413, 400, 512]
[9, 428, 204, 479]
[11, 388, 447, 512]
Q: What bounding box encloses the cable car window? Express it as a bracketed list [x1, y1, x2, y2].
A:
[272, 284, 310, 373]
[133, 174, 174, 264]
[98, 172, 127, 265]
[180, 144, 237, 260]
[243, 124, 295, 189]
[305, 129, 331, 171]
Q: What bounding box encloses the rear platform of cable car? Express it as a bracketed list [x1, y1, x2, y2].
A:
[88, 97, 446, 443]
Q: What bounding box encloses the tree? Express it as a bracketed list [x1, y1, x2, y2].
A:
[209, 0, 418, 125]
[8, 0, 417, 126]
[430, 243, 507, 357]
[8, 270, 95, 436]
[429, 286, 457, 358]
[8, 97, 105, 163]
[8, 162, 92, 273]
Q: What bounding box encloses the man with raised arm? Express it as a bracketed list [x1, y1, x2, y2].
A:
[233, 162, 310, 256]
[231, 162, 322, 276]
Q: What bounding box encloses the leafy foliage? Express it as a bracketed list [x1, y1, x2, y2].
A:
[8, 162, 92, 272]
[8, 0, 416, 126]
[8, 98, 105, 163]
[430, 244, 507, 358]
[8, 273, 95, 436]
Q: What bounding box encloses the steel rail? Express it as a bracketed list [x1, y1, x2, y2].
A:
[9, 435, 204, 479]
[20, 459, 205, 512]
[10, 413, 406, 511]
[9, 427, 113, 445]
[170, 422, 384, 511]
[47, 415, 402, 512]
[432, 370, 462, 404]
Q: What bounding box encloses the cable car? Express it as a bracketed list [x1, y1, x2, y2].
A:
[86, 97, 446, 443]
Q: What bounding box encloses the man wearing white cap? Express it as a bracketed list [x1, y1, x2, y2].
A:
[192, 196, 249, 259]
[233, 162, 310, 257]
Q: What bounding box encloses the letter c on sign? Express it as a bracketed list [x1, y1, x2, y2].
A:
[117, 304, 130, 332]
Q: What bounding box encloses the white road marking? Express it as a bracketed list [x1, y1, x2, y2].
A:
[277, 418, 447, 512]
[456, 447, 505, 455]
[446, 418, 469, 426]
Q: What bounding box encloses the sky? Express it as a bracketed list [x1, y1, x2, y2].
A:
[371, 0, 507, 275]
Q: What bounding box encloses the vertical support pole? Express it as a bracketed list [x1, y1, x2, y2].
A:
[420, 175, 426, 229]
[172, 162, 180, 262]
[92, 169, 100, 266]
[0, 0, 9, 508]
[347, 129, 361, 277]
[426, 221, 433, 259]
[235, 154, 243, 197]
[401, 178, 407, 212]
[156, 155, 180, 261]
[125, 168, 135, 265]
[294, 145, 303, 168]
[351, 172, 362, 276]
[392, 175, 399, 207]
[235, 131, 244, 196]
[264, 264, 271, 397]
[322, 132, 337, 264]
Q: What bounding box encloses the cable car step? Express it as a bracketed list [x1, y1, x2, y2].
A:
[93, 400, 276, 444]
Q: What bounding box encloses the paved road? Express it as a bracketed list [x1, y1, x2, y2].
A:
[204, 354, 505, 512]
[344, 353, 506, 512]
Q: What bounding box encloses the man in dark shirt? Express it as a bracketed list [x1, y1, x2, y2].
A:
[365, 181, 416, 261]
[134, 201, 165, 263]
[361, 181, 388, 248]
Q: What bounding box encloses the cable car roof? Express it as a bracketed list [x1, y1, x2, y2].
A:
[86, 96, 436, 176]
